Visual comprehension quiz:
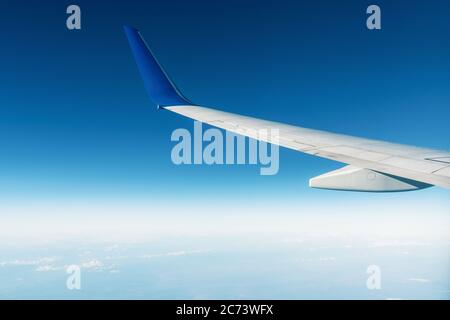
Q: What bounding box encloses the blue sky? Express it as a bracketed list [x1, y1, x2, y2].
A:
[1, 0, 449, 200]
[0, 0, 449, 299]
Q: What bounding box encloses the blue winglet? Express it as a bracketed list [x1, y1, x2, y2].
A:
[123, 25, 192, 108]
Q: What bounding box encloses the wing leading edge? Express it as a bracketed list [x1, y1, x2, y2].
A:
[124, 26, 450, 192]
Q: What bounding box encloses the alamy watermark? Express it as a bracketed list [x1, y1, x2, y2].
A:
[66, 5, 81, 30]
[65, 4, 380, 31]
[66, 264, 81, 290]
[367, 5, 381, 30]
[366, 265, 381, 290]
[170, 121, 280, 175]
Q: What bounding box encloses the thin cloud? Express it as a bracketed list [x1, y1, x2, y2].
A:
[36, 265, 60, 272]
[80, 259, 103, 269]
[408, 278, 431, 283]
[140, 249, 208, 259]
[0, 257, 56, 267]
[369, 240, 430, 248]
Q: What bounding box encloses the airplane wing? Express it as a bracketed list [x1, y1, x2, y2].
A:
[124, 26, 450, 192]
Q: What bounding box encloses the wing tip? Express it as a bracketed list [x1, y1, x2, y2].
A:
[124, 25, 195, 108]
[123, 25, 138, 33]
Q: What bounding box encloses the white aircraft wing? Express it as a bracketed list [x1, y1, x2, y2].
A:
[124, 26, 450, 192]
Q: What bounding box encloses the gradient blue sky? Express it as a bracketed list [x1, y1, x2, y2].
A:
[0, 1, 449, 299]
[0, 0, 449, 202]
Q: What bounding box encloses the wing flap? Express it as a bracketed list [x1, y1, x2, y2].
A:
[434, 166, 450, 177]
[310, 165, 432, 192]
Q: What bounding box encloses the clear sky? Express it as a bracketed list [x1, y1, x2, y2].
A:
[0, 0, 449, 299]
